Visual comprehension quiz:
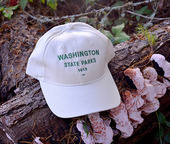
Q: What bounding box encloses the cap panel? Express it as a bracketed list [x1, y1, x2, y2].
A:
[26, 24, 68, 80]
[26, 36, 46, 80]
[43, 29, 108, 85]
[89, 29, 115, 63]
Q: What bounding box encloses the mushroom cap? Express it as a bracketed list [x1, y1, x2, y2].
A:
[143, 67, 158, 81]
[151, 54, 165, 62]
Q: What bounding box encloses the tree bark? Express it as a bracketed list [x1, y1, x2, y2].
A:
[0, 12, 169, 143]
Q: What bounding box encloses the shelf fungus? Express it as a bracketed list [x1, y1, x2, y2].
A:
[109, 101, 134, 138]
[151, 54, 170, 89]
[122, 90, 144, 128]
[124, 68, 159, 114]
[143, 67, 167, 98]
[88, 113, 114, 144]
[76, 54, 169, 144]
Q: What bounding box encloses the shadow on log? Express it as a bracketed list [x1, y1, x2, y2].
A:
[0, 12, 169, 143]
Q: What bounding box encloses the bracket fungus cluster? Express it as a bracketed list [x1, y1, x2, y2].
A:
[151, 54, 170, 89]
[76, 54, 169, 144]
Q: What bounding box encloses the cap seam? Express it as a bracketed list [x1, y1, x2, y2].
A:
[42, 29, 68, 80]
[72, 31, 82, 83]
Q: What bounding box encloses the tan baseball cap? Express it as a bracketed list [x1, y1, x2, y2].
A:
[26, 22, 120, 118]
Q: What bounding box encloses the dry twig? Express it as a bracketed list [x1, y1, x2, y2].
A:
[24, 0, 158, 23]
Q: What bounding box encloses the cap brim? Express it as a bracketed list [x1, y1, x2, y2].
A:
[40, 68, 120, 118]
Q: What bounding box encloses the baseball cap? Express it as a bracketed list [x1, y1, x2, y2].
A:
[26, 22, 120, 118]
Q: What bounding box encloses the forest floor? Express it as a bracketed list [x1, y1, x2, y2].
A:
[0, 0, 170, 144]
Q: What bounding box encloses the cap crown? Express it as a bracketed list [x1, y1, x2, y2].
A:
[26, 22, 115, 86]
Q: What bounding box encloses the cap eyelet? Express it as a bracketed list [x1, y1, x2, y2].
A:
[90, 42, 94, 46]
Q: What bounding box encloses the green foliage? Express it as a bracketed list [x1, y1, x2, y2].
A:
[136, 24, 157, 49]
[85, 0, 95, 6]
[114, 31, 130, 43]
[0, 4, 18, 19]
[112, 0, 128, 26]
[100, 16, 113, 28]
[112, 23, 130, 43]
[112, 0, 123, 7]
[0, 0, 58, 19]
[155, 111, 170, 144]
[40, 0, 45, 4]
[47, 0, 58, 10]
[132, 6, 153, 21]
[101, 29, 115, 44]
[20, 0, 34, 10]
[83, 122, 90, 136]
[101, 30, 114, 40]
[20, 0, 58, 10]
[164, 132, 170, 143]
[82, 116, 91, 136]
[101, 23, 129, 44]
[112, 23, 125, 34]
[20, 0, 28, 10]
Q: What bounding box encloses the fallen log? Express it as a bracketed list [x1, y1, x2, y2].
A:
[0, 12, 169, 143]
